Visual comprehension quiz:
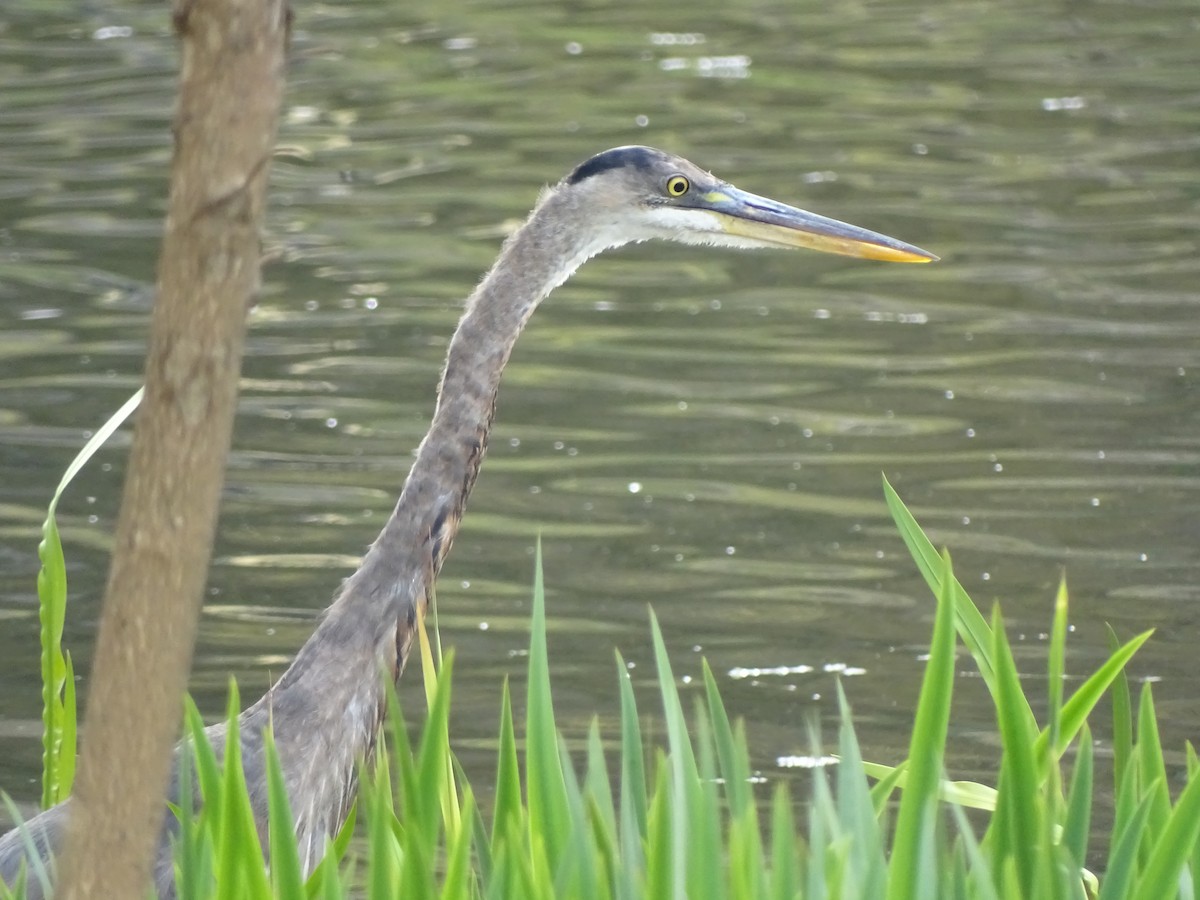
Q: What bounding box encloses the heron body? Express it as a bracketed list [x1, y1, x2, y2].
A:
[0, 146, 934, 897]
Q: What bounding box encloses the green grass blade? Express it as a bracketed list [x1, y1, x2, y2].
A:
[885, 549, 958, 900]
[1099, 792, 1157, 900]
[57, 650, 76, 806]
[1190, 744, 1200, 900]
[411, 651, 456, 869]
[769, 783, 799, 900]
[183, 698, 222, 836]
[616, 648, 648, 846]
[366, 755, 404, 898]
[882, 476, 1002, 694]
[835, 683, 886, 897]
[805, 772, 828, 900]
[442, 789, 476, 900]
[1062, 723, 1094, 872]
[807, 733, 840, 897]
[37, 387, 142, 806]
[991, 605, 1043, 900]
[645, 758, 672, 900]
[459, 755, 493, 888]
[686, 704, 721, 900]
[701, 658, 751, 819]
[264, 728, 305, 898]
[36, 513, 70, 809]
[584, 717, 617, 838]
[863, 761, 997, 811]
[215, 681, 271, 898]
[172, 724, 202, 900]
[1132, 768, 1200, 900]
[52, 388, 144, 504]
[1135, 684, 1172, 844]
[948, 802, 1000, 900]
[385, 683, 420, 838]
[867, 760, 907, 815]
[416, 611, 462, 844]
[1046, 577, 1069, 767]
[554, 733, 601, 898]
[526, 540, 570, 869]
[492, 677, 522, 847]
[1036, 628, 1152, 762]
[648, 610, 696, 900]
[586, 792, 620, 900]
[1107, 624, 1135, 799]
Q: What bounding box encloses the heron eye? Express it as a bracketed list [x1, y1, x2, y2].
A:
[666, 175, 690, 197]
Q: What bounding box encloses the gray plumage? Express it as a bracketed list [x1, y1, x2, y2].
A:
[0, 146, 933, 897]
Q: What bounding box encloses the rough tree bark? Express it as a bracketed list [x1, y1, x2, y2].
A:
[56, 1, 289, 896]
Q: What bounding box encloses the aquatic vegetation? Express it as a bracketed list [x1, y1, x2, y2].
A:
[4, 407, 1199, 898]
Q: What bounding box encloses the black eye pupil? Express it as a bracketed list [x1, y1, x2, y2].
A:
[669, 177, 687, 195]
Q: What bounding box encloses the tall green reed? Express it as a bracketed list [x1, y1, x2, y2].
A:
[7, 394, 1200, 899]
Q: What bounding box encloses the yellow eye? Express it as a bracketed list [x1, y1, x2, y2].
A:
[666, 175, 690, 197]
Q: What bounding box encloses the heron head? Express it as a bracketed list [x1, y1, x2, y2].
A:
[560, 145, 937, 263]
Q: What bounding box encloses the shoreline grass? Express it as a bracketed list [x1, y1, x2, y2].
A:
[3, 399, 1198, 898]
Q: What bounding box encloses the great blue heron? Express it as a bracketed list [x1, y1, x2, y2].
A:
[0, 146, 935, 897]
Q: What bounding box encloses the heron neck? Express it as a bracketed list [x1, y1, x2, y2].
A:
[247, 184, 594, 871]
[342, 186, 589, 636]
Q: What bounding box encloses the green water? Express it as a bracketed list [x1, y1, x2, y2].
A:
[1, 0, 1198, 824]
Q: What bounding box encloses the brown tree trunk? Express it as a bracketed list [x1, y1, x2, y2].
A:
[56, 1, 289, 896]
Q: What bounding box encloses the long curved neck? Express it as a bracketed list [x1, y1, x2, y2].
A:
[233, 182, 607, 872]
[310, 184, 598, 659]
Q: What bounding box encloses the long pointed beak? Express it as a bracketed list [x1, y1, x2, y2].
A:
[694, 185, 938, 263]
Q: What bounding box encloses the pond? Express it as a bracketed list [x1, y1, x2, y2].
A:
[1, 0, 1198, 834]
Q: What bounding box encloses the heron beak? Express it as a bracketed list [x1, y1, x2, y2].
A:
[696, 185, 938, 263]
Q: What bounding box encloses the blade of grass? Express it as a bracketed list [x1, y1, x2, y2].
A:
[264, 728, 305, 898]
[648, 610, 696, 900]
[991, 605, 1042, 899]
[1045, 577, 1069, 767]
[1062, 723, 1094, 872]
[459, 755, 494, 889]
[644, 757, 672, 900]
[686, 703, 721, 900]
[442, 790, 476, 900]
[584, 717, 616, 838]
[1036, 628, 1152, 762]
[525, 540, 570, 869]
[214, 681, 271, 898]
[1107, 624, 1135, 808]
[948, 802, 1000, 900]
[1098, 791, 1156, 900]
[554, 733, 601, 898]
[416, 608, 462, 843]
[769, 783, 799, 900]
[1134, 684, 1171, 846]
[415, 649, 457, 863]
[492, 677, 522, 848]
[885, 549, 958, 900]
[862, 762, 997, 812]
[37, 388, 141, 805]
[37, 513, 70, 809]
[615, 649, 648, 845]
[702, 659, 751, 819]
[835, 683, 887, 899]
[365, 751, 404, 899]
[883, 476, 1002, 695]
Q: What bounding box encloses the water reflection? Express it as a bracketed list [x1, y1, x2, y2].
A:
[1, 0, 1199, 838]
